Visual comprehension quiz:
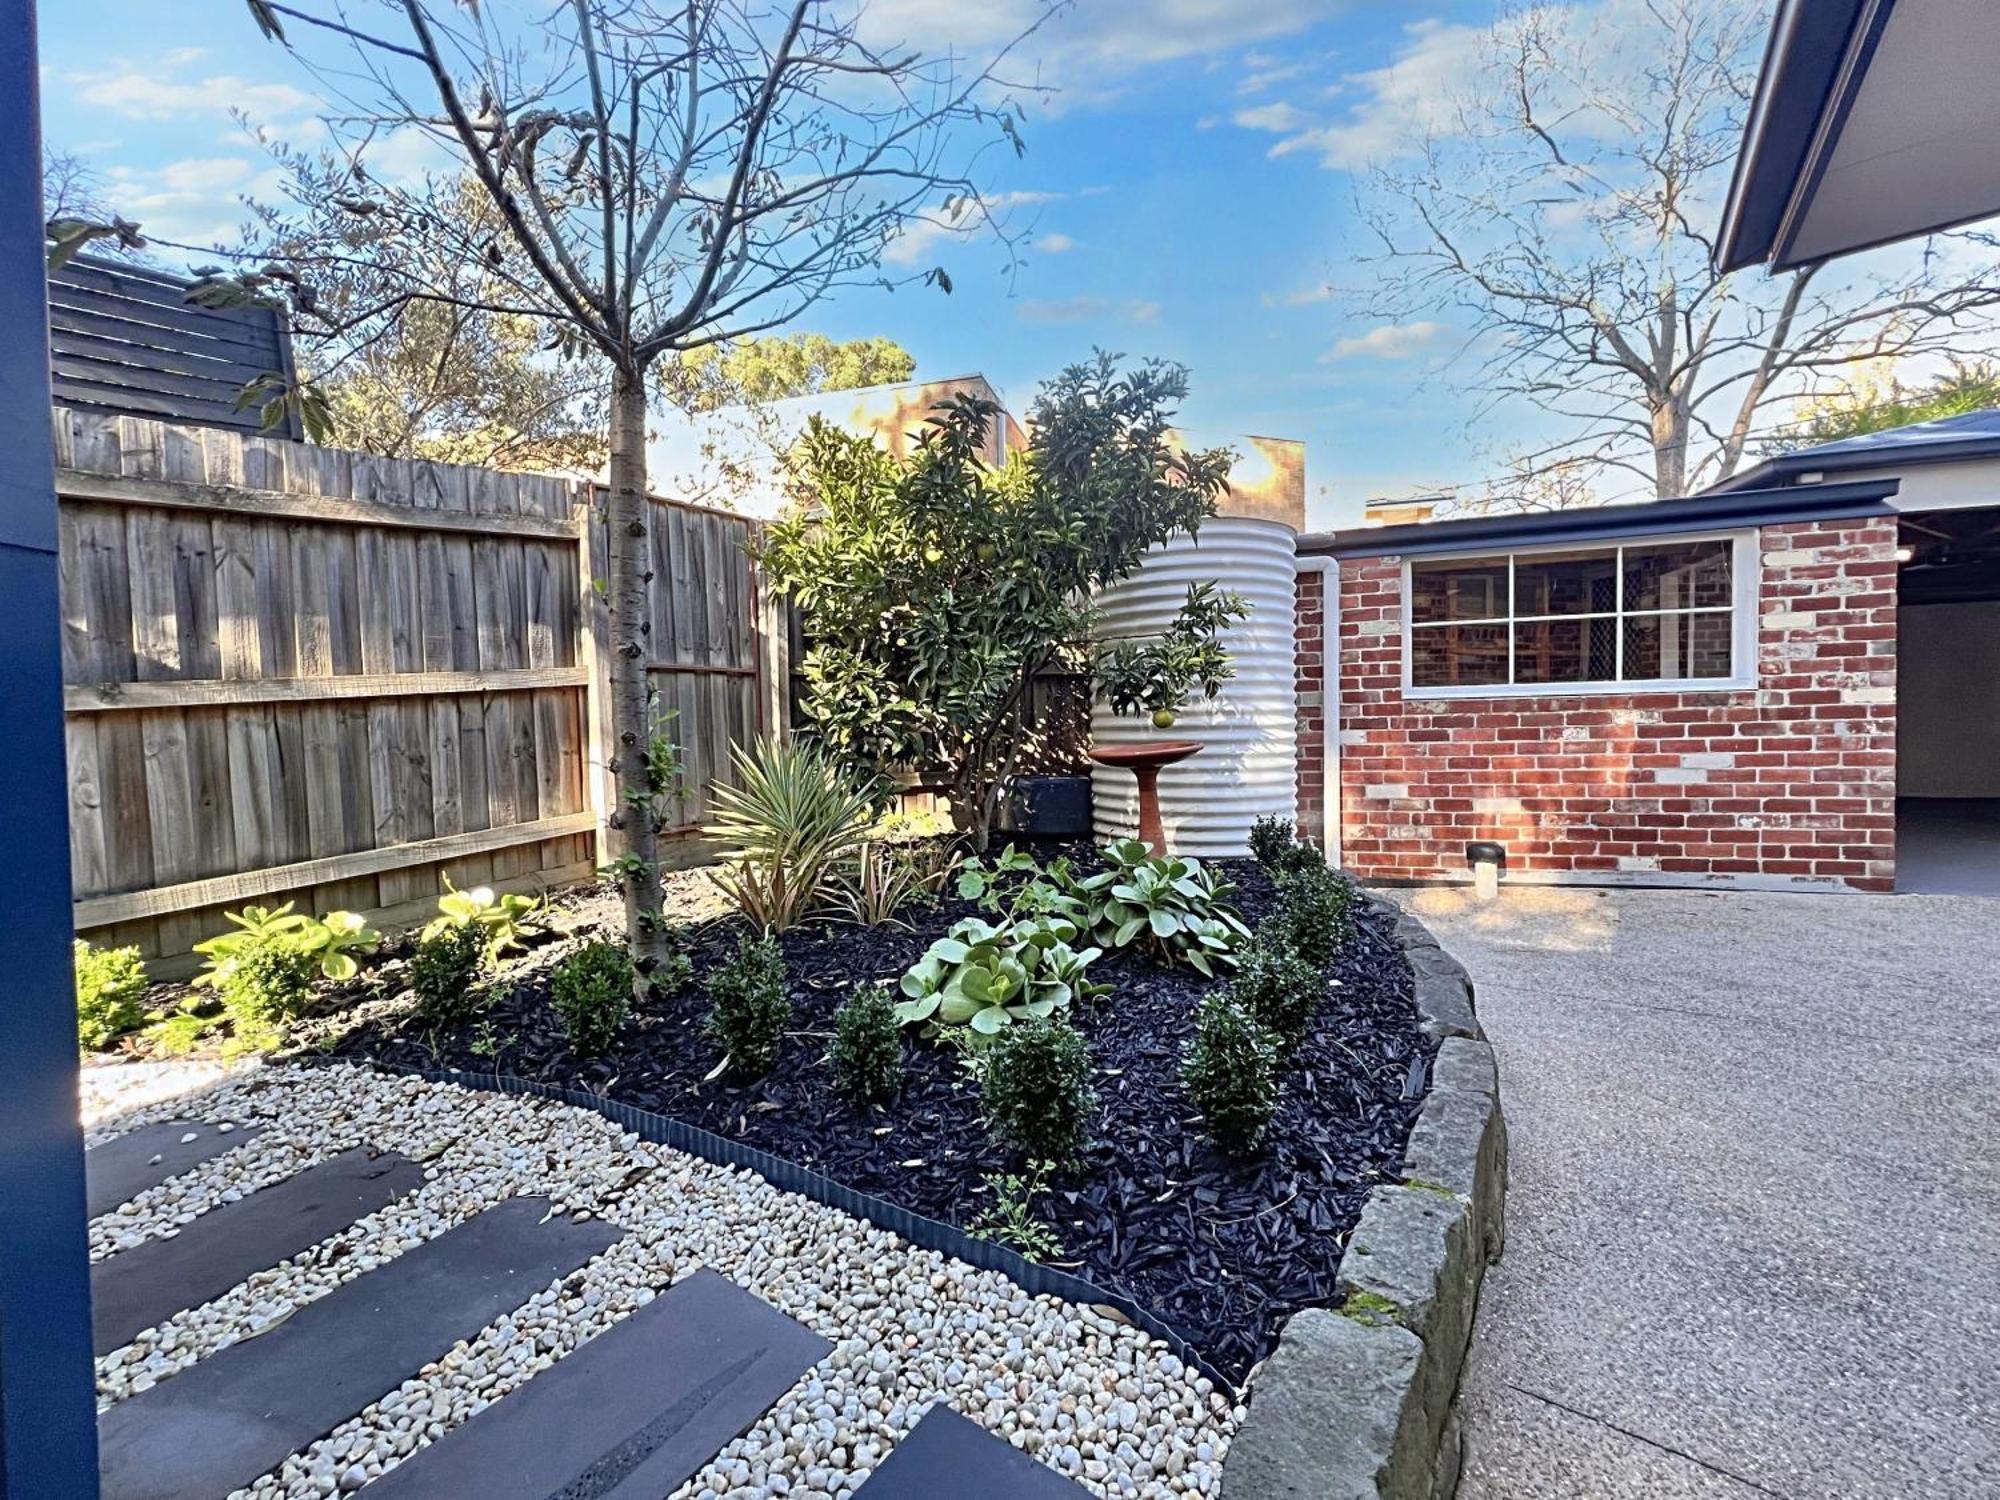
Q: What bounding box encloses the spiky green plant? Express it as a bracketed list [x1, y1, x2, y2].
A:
[707, 740, 878, 930]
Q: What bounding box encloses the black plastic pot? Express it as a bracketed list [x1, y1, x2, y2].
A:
[1001, 775, 1093, 837]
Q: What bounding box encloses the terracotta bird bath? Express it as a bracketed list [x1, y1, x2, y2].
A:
[1088, 740, 1203, 855]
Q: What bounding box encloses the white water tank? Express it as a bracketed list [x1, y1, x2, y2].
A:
[1089, 516, 1298, 858]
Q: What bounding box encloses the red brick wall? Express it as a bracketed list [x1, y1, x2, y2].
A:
[1308, 518, 1897, 891]
[1295, 568, 1327, 843]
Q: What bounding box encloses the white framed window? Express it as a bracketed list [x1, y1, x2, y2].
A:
[1402, 532, 1757, 699]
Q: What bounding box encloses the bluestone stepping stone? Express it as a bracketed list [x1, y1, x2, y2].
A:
[365, 1267, 831, 1499]
[91, 1147, 426, 1355]
[97, 1196, 621, 1500]
[86, 1120, 263, 1218]
[853, 1406, 1089, 1498]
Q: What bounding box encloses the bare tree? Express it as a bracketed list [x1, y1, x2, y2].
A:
[1442, 452, 1603, 518]
[1356, 0, 2000, 500]
[43, 149, 151, 265]
[178, 0, 1054, 966]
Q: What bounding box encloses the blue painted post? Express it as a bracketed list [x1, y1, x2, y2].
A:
[0, 0, 104, 1495]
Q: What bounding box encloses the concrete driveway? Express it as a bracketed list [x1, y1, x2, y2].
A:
[1398, 885, 2000, 1500]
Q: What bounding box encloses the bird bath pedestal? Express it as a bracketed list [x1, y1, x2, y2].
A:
[1087, 740, 1203, 854]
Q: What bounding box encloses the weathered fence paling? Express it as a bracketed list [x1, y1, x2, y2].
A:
[54, 407, 787, 968]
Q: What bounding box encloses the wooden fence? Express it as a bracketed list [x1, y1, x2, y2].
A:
[54, 406, 785, 969]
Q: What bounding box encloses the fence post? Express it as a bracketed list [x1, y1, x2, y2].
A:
[575, 482, 616, 868]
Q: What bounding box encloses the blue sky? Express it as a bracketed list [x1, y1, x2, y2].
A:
[38, 1, 1626, 528]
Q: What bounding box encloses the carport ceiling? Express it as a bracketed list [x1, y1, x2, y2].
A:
[1899, 510, 2000, 604]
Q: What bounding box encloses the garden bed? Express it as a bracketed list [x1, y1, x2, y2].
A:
[315, 842, 1431, 1382]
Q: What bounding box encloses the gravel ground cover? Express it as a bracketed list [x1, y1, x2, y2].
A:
[88, 1064, 1242, 1499]
[323, 844, 1430, 1379]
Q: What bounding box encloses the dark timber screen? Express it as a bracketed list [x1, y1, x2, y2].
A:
[47, 253, 302, 439]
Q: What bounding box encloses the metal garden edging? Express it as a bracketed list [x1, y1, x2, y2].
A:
[326, 1058, 1240, 1396]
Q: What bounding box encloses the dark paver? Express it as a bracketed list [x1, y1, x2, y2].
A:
[86, 1120, 264, 1218]
[92, 1147, 425, 1355]
[853, 1406, 1087, 1499]
[366, 1267, 829, 1499]
[97, 1196, 621, 1500]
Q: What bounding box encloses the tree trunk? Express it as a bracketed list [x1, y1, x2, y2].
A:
[1651, 398, 1689, 499]
[606, 366, 664, 963]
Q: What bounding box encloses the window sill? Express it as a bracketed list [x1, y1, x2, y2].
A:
[1403, 678, 1757, 702]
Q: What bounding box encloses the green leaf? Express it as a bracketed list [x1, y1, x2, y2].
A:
[969, 1005, 1007, 1035]
[939, 993, 980, 1024]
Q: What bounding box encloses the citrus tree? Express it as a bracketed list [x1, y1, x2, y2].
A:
[757, 353, 1234, 847]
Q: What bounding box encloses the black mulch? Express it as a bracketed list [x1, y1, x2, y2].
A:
[321, 843, 1432, 1382]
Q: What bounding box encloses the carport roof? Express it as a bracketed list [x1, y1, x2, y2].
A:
[1717, 0, 2000, 273]
[1706, 407, 2000, 495]
[1296, 477, 1901, 560]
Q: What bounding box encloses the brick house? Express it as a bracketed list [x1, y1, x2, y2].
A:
[1291, 425, 2000, 894]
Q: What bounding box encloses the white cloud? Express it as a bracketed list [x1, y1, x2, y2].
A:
[155, 158, 258, 194]
[1233, 102, 1314, 134]
[355, 124, 458, 186]
[1322, 320, 1447, 362]
[68, 65, 316, 123]
[882, 188, 1068, 266]
[855, 0, 1341, 103]
[100, 158, 283, 248]
[1035, 232, 1078, 253]
[1267, 19, 1483, 170]
[1017, 295, 1159, 325]
[1265, 282, 1337, 308]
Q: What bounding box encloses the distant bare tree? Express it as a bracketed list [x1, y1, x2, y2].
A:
[1443, 452, 1603, 517]
[171, 0, 1053, 964]
[43, 149, 150, 264]
[1357, 0, 2000, 500]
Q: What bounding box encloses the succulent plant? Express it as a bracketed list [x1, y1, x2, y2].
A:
[896, 914, 1107, 1038]
[1075, 839, 1250, 975]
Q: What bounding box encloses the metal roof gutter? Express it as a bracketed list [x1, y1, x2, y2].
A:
[1297, 478, 1901, 560]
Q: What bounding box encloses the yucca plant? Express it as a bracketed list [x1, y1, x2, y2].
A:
[827, 840, 957, 928]
[707, 739, 878, 930]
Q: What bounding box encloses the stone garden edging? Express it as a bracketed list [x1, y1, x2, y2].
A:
[1222, 894, 1508, 1500]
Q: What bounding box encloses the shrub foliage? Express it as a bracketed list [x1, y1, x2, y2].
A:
[705, 934, 792, 1078]
[1274, 862, 1355, 971]
[75, 939, 147, 1050]
[1182, 995, 1282, 1155]
[410, 920, 487, 1027]
[829, 984, 904, 1104]
[550, 941, 634, 1056]
[981, 1018, 1096, 1164]
[1248, 815, 1295, 869]
[1225, 935, 1325, 1047]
